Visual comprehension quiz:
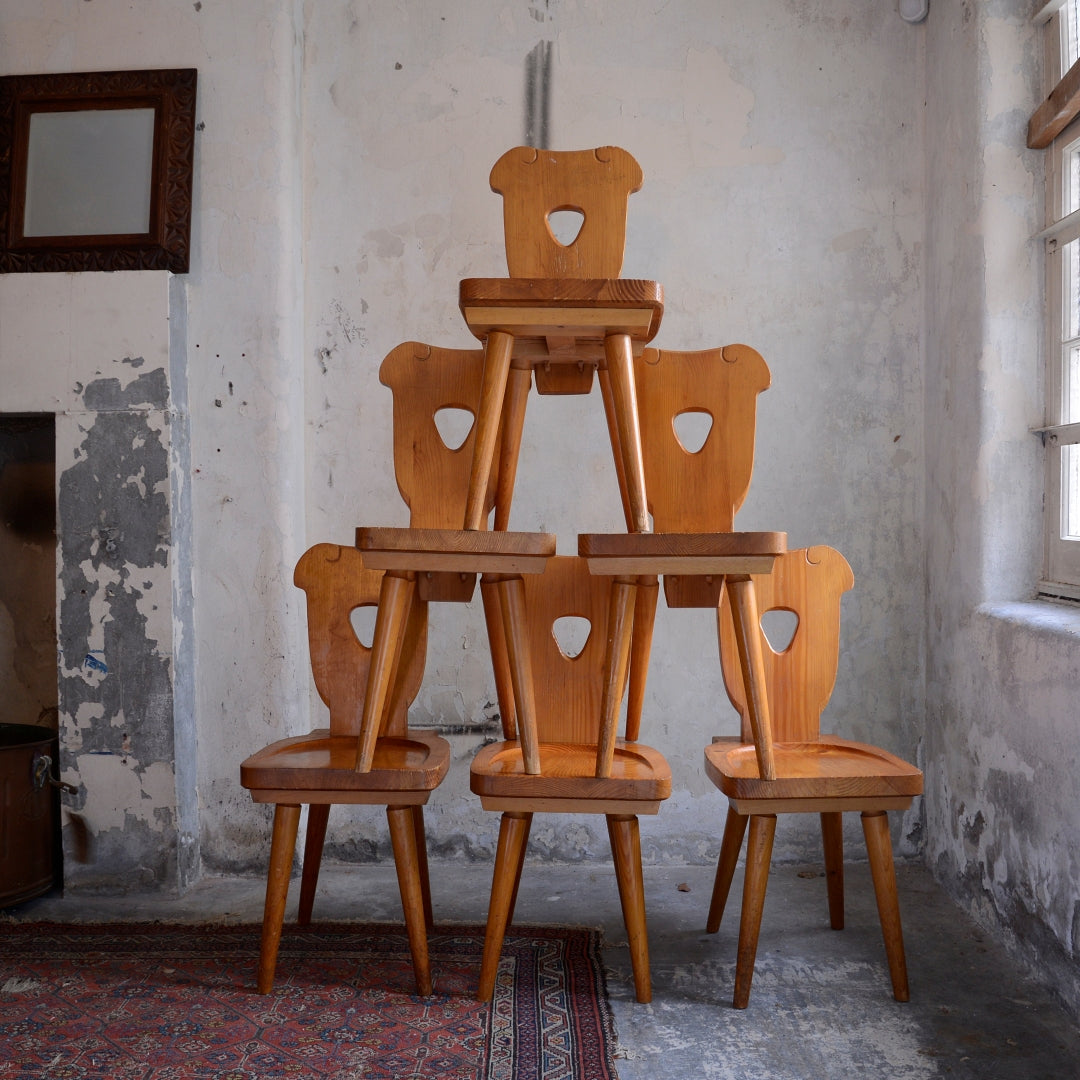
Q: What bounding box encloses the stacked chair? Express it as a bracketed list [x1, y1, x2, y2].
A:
[705, 546, 923, 1008]
[240, 341, 527, 995]
[240, 541, 442, 995]
[241, 144, 919, 1013]
[470, 555, 672, 1003]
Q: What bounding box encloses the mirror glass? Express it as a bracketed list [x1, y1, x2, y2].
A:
[23, 108, 156, 237]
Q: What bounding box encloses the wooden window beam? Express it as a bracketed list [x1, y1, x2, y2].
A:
[1029, 54, 1080, 148]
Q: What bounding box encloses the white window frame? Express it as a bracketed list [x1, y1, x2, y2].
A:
[1038, 2, 1080, 597]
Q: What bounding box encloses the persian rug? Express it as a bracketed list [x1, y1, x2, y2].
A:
[0, 922, 619, 1080]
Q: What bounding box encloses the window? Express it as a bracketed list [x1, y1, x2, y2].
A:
[1037, 1, 1080, 595]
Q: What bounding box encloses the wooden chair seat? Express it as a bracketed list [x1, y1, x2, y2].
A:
[579, 529, 786, 575]
[459, 276, 664, 370]
[242, 730, 449, 799]
[471, 738, 671, 809]
[356, 525, 556, 576]
[705, 735, 922, 805]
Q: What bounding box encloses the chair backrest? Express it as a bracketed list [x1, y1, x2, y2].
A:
[717, 546, 853, 744]
[635, 345, 770, 533]
[489, 145, 642, 278]
[516, 555, 626, 746]
[294, 543, 427, 739]
[380, 341, 500, 529]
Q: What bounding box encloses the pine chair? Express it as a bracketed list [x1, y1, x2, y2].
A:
[356, 341, 555, 755]
[580, 343, 786, 776]
[243, 341, 547, 996]
[620, 343, 776, 735]
[470, 555, 672, 1003]
[704, 545, 923, 1008]
[240, 542, 445, 995]
[458, 145, 664, 532]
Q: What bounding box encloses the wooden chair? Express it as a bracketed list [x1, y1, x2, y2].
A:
[704, 545, 923, 1008]
[356, 341, 554, 762]
[470, 555, 672, 1003]
[578, 347, 788, 982]
[620, 343, 775, 734]
[458, 146, 664, 532]
[240, 542, 446, 995]
[243, 341, 535, 995]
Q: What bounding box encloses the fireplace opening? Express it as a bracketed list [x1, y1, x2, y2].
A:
[0, 412, 61, 905]
[0, 413, 56, 728]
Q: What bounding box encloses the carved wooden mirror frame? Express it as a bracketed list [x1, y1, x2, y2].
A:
[0, 69, 196, 273]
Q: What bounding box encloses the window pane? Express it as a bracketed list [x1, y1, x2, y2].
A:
[1067, 143, 1080, 216]
[1064, 445, 1080, 540]
[1065, 343, 1080, 425]
[1067, 1, 1080, 70]
[1065, 238, 1080, 344]
[1048, 7, 1080, 587]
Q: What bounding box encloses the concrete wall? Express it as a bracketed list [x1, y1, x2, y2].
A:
[299, 0, 926, 868]
[0, 1, 925, 872]
[924, 2, 1080, 1014]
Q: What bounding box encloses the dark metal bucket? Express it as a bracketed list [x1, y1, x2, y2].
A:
[0, 723, 61, 907]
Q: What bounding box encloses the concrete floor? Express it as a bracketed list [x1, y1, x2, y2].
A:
[6, 858, 1080, 1080]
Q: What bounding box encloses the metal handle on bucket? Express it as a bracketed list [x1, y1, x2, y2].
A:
[32, 753, 78, 796]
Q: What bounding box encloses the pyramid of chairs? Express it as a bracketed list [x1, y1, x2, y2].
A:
[241, 146, 922, 1010]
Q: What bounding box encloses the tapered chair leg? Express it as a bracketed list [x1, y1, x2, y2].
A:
[821, 811, 845, 930]
[387, 804, 433, 996]
[298, 803, 330, 926]
[861, 810, 910, 1002]
[504, 812, 533, 928]
[707, 805, 749, 933]
[603, 331, 649, 532]
[478, 812, 532, 1002]
[410, 805, 434, 931]
[608, 814, 652, 1004]
[257, 803, 301, 994]
[465, 329, 515, 530]
[492, 362, 533, 531]
[624, 579, 659, 743]
[733, 813, 776, 1009]
[480, 579, 516, 737]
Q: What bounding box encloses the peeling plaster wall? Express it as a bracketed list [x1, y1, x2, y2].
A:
[58, 365, 178, 890]
[0, 272, 194, 890]
[301, 0, 926, 867]
[923, 4, 1080, 1015]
